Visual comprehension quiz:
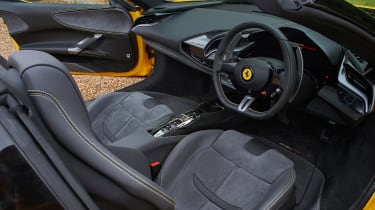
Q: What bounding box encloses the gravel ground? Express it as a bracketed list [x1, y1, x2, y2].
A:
[73, 75, 144, 101]
[0, 19, 15, 59]
[0, 18, 144, 101]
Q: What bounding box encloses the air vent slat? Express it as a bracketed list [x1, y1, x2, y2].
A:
[351, 52, 364, 63]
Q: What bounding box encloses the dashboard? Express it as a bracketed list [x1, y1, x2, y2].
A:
[133, 6, 375, 125]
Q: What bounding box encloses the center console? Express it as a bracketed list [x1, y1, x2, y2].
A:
[152, 110, 200, 137]
[150, 102, 232, 138]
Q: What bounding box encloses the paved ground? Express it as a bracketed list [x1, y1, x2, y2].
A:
[0, 18, 144, 101]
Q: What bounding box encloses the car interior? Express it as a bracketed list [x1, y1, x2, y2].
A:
[0, 0, 375, 210]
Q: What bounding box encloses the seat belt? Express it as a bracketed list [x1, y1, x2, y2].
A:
[0, 67, 100, 210]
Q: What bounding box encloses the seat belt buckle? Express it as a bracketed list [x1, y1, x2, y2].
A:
[150, 161, 161, 180]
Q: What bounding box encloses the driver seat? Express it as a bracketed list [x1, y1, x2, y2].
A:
[9, 50, 296, 210]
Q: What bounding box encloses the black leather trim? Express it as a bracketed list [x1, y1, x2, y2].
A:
[0, 11, 29, 34]
[193, 173, 241, 210]
[52, 8, 132, 35]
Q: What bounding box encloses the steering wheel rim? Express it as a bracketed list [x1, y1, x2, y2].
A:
[213, 22, 297, 119]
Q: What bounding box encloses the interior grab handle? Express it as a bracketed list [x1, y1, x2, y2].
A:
[68, 34, 102, 54]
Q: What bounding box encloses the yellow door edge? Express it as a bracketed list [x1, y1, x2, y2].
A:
[354, 4, 375, 10]
[12, 38, 20, 51]
[364, 191, 375, 210]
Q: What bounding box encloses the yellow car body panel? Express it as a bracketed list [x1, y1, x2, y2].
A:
[354, 4, 375, 10]
[364, 192, 375, 210]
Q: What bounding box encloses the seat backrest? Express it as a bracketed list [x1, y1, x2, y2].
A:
[7, 50, 175, 210]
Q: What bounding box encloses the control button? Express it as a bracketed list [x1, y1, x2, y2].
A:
[260, 90, 268, 96]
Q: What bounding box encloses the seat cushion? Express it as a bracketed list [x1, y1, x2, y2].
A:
[158, 130, 296, 210]
[88, 92, 173, 143]
[87, 91, 199, 143]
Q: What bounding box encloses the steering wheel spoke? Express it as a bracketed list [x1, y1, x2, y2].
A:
[221, 61, 238, 74]
[238, 95, 255, 112]
[269, 72, 282, 88]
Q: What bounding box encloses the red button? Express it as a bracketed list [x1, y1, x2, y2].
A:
[150, 161, 161, 167]
[260, 90, 268, 96]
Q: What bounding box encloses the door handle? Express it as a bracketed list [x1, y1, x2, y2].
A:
[68, 33, 102, 54]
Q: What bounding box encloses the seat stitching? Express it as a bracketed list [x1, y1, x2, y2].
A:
[159, 131, 223, 187]
[119, 93, 154, 125]
[264, 169, 295, 210]
[211, 145, 271, 184]
[93, 105, 119, 143]
[194, 166, 237, 210]
[102, 119, 125, 142]
[159, 131, 223, 186]
[161, 147, 208, 191]
[193, 173, 241, 210]
[113, 110, 146, 137]
[28, 90, 175, 207]
[211, 145, 296, 208]
[107, 108, 134, 137]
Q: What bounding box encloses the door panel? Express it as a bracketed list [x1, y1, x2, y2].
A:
[0, 2, 138, 73]
[53, 8, 132, 34]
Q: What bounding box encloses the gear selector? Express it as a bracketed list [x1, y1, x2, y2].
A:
[153, 111, 200, 137]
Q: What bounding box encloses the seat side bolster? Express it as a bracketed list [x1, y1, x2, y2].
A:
[256, 168, 296, 210]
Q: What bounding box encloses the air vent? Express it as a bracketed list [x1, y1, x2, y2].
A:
[346, 69, 368, 91]
[351, 52, 365, 63]
[348, 51, 369, 74]
[133, 13, 172, 26]
[135, 15, 157, 25]
[344, 63, 372, 101]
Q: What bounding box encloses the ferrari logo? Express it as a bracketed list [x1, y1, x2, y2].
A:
[242, 68, 253, 81]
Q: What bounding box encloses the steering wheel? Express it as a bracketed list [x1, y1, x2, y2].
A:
[213, 22, 297, 119]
